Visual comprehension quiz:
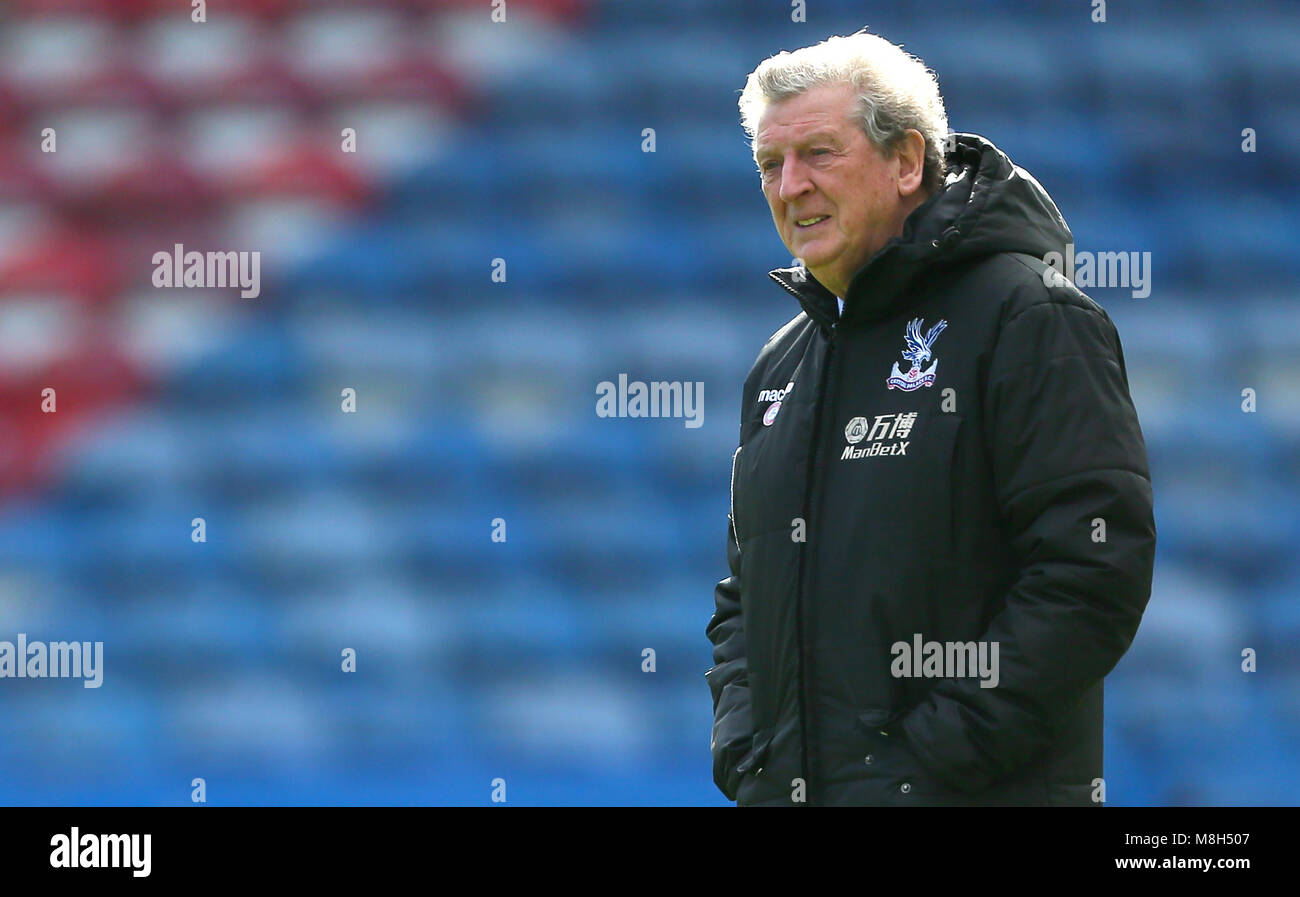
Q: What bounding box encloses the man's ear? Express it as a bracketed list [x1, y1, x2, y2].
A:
[895, 129, 927, 198]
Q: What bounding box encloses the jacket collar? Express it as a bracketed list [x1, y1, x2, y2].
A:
[768, 267, 838, 331]
[765, 133, 1073, 328]
[766, 191, 960, 330]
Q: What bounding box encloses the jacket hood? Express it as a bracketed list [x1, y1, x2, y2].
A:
[769, 132, 1073, 326]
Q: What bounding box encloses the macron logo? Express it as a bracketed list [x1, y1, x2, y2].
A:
[757, 380, 794, 403]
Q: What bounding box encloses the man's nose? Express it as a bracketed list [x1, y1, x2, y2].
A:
[778, 156, 813, 204]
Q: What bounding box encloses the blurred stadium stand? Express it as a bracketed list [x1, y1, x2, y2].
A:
[0, 0, 1296, 805]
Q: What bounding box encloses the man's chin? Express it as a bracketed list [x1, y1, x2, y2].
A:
[790, 249, 828, 272]
[792, 255, 834, 283]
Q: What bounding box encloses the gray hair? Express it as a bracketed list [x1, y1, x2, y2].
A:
[739, 29, 949, 194]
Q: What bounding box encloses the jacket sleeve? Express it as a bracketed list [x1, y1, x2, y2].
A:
[705, 478, 752, 801]
[896, 287, 1157, 793]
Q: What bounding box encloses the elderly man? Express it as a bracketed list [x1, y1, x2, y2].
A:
[706, 30, 1156, 807]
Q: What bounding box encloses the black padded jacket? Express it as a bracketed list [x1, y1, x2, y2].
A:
[706, 133, 1156, 807]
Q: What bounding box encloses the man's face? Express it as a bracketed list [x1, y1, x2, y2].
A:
[754, 82, 913, 298]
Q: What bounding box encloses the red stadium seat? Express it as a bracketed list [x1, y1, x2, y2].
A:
[338, 51, 467, 110]
[0, 228, 124, 304]
[205, 56, 321, 110]
[0, 141, 59, 205]
[77, 148, 212, 222]
[0, 79, 28, 143]
[225, 141, 373, 207]
[56, 61, 170, 116]
[409, 0, 587, 20]
[0, 341, 146, 498]
[10, 0, 188, 22]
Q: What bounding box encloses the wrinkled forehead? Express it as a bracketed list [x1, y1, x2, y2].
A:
[753, 86, 858, 156]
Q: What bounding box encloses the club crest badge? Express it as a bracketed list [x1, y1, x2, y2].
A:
[887, 317, 948, 391]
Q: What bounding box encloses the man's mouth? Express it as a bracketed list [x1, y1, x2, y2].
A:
[796, 215, 830, 229]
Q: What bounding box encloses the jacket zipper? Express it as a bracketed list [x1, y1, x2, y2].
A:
[794, 317, 838, 805]
[728, 445, 742, 556]
[767, 271, 840, 805]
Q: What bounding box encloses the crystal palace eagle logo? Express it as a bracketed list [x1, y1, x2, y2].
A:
[886, 317, 948, 391]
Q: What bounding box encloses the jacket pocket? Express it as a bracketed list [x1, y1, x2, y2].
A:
[858, 710, 1052, 805]
[732, 728, 778, 807]
[857, 706, 909, 734]
[925, 413, 963, 557]
[735, 727, 773, 778]
[722, 727, 773, 804]
[710, 679, 752, 799]
[855, 709, 949, 801]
